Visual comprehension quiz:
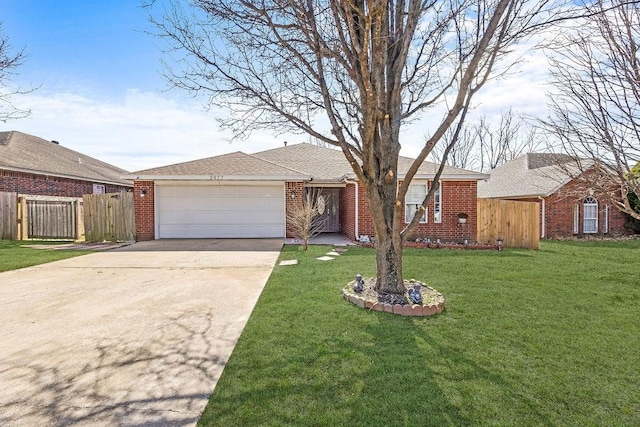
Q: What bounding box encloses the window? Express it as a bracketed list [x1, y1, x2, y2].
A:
[583, 197, 598, 233]
[573, 204, 579, 234]
[603, 205, 609, 234]
[433, 181, 442, 223]
[405, 184, 426, 223]
[93, 184, 106, 194]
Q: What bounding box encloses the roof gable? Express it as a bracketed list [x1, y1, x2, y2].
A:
[0, 131, 132, 186]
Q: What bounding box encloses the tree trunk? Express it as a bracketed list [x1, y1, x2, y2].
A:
[374, 226, 405, 295]
[364, 166, 405, 296]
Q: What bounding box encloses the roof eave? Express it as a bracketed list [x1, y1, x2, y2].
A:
[413, 173, 490, 181]
[1, 165, 133, 187]
[125, 174, 309, 181]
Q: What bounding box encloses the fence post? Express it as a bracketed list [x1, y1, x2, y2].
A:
[18, 197, 28, 240]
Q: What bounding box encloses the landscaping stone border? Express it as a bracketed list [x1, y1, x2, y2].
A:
[342, 280, 445, 317]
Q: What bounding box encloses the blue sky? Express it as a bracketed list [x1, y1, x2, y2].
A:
[1, 1, 550, 172]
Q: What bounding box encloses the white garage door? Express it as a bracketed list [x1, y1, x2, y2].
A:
[156, 183, 285, 238]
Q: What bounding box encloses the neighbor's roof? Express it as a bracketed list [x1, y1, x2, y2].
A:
[126, 151, 309, 181]
[478, 153, 585, 199]
[0, 131, 132, 186]
[127, 142, 488, 182]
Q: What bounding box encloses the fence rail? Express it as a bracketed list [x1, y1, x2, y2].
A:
[477, 199, 540, 249]
[83, 192, 135, 242]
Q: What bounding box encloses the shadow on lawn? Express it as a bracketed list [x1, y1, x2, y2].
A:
[342, 314, 555, 426]
[0, 310, 231, 426]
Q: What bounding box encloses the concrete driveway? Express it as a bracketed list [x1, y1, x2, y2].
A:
[0, 239, 282, 426]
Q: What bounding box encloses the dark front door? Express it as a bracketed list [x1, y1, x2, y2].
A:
[317, 189, 340, 232]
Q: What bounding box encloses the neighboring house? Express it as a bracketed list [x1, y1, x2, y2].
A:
[0, 131, 132, 197]
[126, 143, 488, 242]
[478, 153, 629, 238]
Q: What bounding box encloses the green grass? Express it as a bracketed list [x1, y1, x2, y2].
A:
[199, 240, 640, 426]
[0, 240, 91, 272]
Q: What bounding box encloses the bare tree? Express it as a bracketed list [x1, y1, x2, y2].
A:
[0, 23, 31, 122]
[286, 189, 328, 251]
[541, 0, 640, 220]
[430, 109, 541, 171]
[146, 0, 576, 295]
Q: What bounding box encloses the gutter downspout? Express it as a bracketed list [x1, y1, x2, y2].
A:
[539, 196, 545, 239]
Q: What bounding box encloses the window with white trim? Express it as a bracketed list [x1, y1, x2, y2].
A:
[405, 184, 427, 223]
[93, 184, 106, 194]
[573, 204, 579, 234]
[603, 205, 609, 234]
[433, 181, 442, 223]
[583, 197, 598, 233]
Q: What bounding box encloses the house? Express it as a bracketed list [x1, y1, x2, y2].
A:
[478, 153, 629, 238]
[0, 130, 132, 197]
[126, 143, 488, 242]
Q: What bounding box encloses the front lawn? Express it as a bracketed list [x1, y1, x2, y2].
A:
[0, 240, 91, 272]
[199, 240, 640, 426]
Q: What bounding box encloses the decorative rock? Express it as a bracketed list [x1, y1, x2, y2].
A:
[408, 284, 422, 304]
[353, 274, 364, 293]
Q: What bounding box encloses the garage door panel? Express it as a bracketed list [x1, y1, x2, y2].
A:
[157, 183, 285, 238]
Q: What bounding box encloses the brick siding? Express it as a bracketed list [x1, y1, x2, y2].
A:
[341, 180, 478, 242]
[511, 186, 630, 238]
[284, 182, 305, 238]
[134, 181, 155, 241]
[339, 184, 357, 240]
[0, 169, 129, 197]
[137, 179, 481, 242]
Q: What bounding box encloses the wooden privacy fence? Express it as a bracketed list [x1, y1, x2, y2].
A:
[477, 199, 540, 249]
[27, 198, 81, 240]
[0, 192, 82, 240]
[0, 192, 17, 239]
[83, 192, 135, 242]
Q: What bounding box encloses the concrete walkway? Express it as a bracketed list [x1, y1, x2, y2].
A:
[0, 239, 282, 426]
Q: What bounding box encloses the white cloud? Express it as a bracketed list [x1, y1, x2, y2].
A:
[5, 39, 552, 173]
[9, 89, 295, 171]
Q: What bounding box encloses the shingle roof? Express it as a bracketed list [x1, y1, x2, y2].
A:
[253, 143, 351, 180]
[129, 151, 307, 180]
[478, 153, 582, 199]
[253, 143, 488, 181]
[128, 142, 488, 181]
[0, 131, 132, 186]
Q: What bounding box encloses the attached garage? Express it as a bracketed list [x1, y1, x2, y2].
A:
[155, 181, 285, 238]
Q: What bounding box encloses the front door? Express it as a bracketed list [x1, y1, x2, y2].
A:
[317, 189, 340, 232]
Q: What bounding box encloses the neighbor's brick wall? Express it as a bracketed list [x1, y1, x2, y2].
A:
[544, 188, 630, 238]
[285, 181, 305, 238]
[134, 181, 155, 241]
[356, 180, 478, 242]
[0, 169, 129, 197]
[512, 181, 630, 238]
